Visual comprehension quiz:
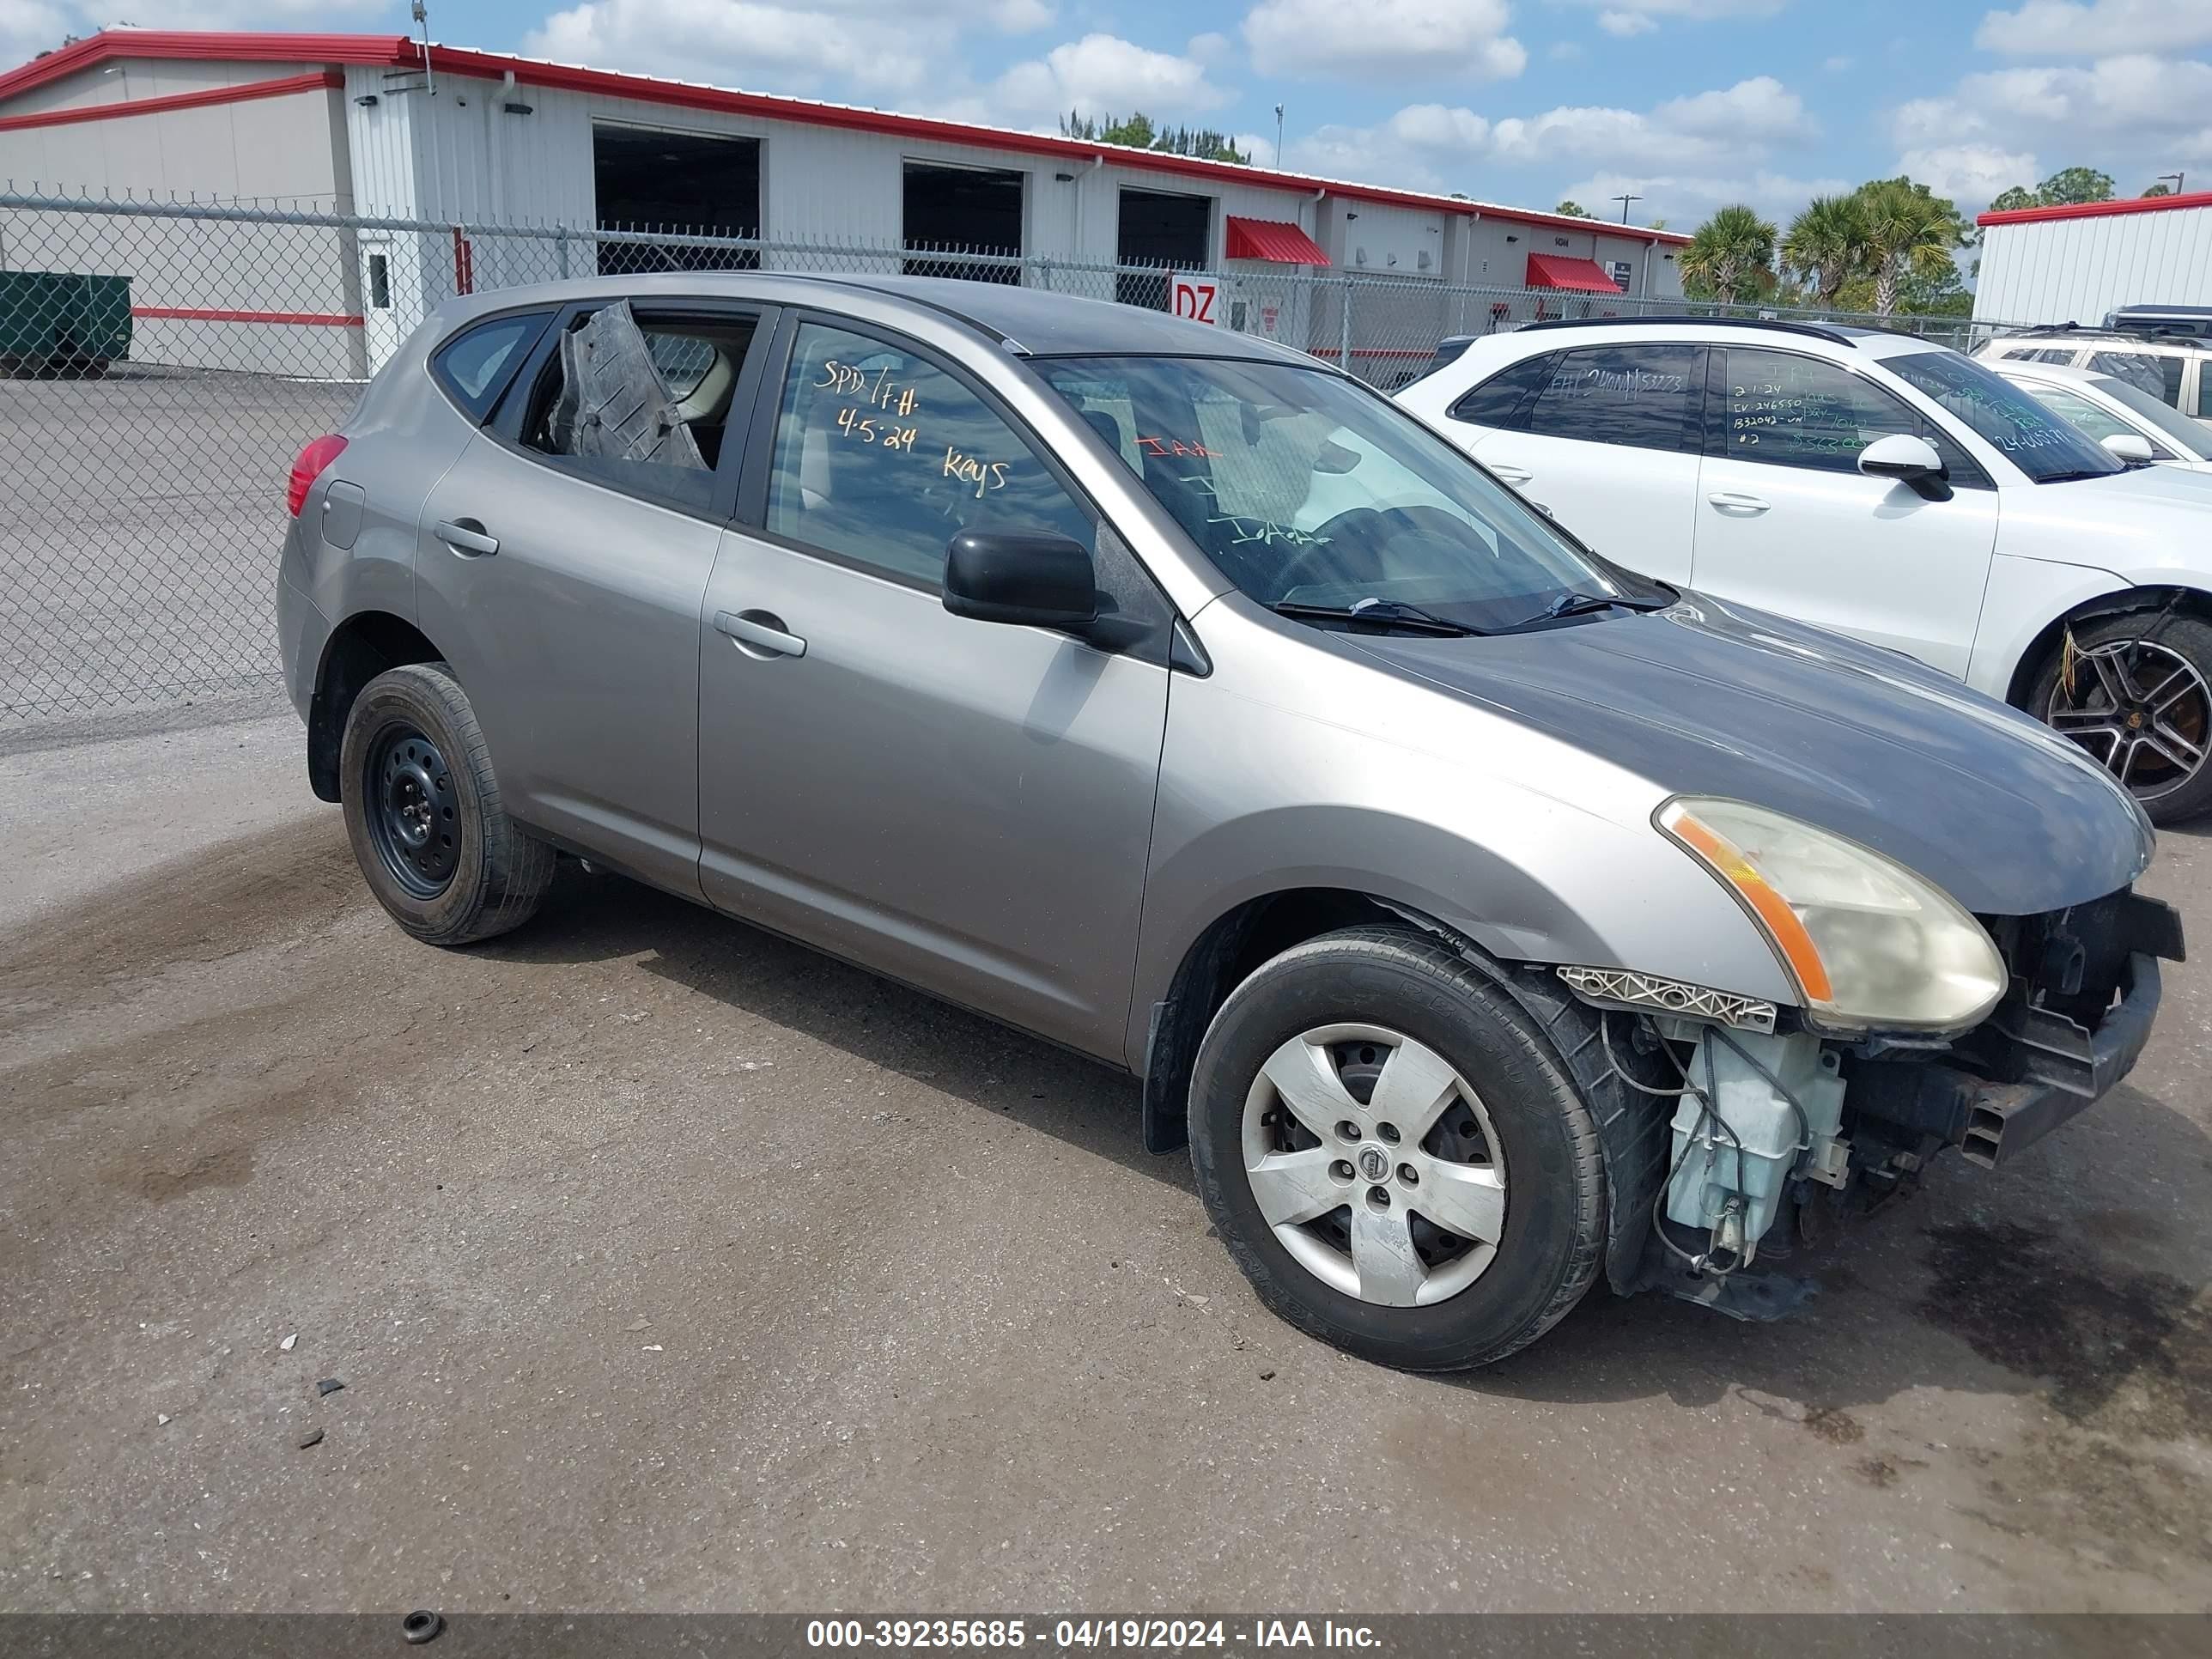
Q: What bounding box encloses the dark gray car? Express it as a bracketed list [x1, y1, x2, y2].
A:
[277, 274, 2182, 1370]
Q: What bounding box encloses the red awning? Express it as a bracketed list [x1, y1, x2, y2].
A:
[1225, 216, 1330, 265]
[1526, 253, 1624, 293]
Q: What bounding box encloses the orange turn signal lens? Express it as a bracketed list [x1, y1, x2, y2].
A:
[1661, 805, 1835, 1005]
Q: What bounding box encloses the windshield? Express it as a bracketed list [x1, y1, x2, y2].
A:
[1033, 355, 1645, 629]
[1885, 349, 2123, 483]
[2088, 374, 2212, 458]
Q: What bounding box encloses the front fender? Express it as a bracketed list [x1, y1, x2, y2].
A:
[1127, 647, 1799, 1073]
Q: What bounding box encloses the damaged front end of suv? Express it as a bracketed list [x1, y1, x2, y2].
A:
[1556, 796, 2183, 1321]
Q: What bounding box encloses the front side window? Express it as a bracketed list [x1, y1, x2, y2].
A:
[2021, 383, 2156, 452]
[1712, 347, 1921, 472]
[2088, 349, 2184, 406]
[1522, 344, 1705, 453]
[765, 321, 1095, 586]
[520, 301, 758, 509]
[1036, 355, 1648, 632]
[2086, 374, 2212, 458]
[1885, 348, 2122, 483]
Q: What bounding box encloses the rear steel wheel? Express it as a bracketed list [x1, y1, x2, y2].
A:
[364, 724, 459, 899]
[1243, 1023, 1505, 1307]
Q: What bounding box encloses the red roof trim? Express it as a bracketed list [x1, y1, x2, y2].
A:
[1224, 216, 1329, 265]
[0, 69, 340, 132]
[1977, 190, 2212, 228]
[0, 31, 1693, 245]
[1526, 253, 1624, 294]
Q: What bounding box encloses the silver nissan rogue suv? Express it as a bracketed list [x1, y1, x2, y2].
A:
[277, 274, 2180, 1370]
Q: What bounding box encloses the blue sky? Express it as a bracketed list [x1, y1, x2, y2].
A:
[11, 3, 2212, 227]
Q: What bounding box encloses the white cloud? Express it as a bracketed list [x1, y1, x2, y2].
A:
[1823, 54, 1853, 71]
[1557, 0, 1786, 32]
[1242, 0, 1525, 83]
[1896, 144, 2039, 209]
[1975, 1, 2212, 57]
[991, 33, 1231, 120]
[1559, 167, 1852, 228]
[1548, 40, 1586, 60]
[1283, 76, 1814, 199]
[1887, 51, 2212, 206]
[525, 0, 1054, 98]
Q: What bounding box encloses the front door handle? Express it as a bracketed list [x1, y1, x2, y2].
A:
[714, 609, 807, 659]
[434, 519, 500, 556]
[1706, 491, 1771, 514]
[1490, 464, 1534, 484]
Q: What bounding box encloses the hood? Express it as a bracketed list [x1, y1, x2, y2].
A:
[1348, 592, 2153, 916]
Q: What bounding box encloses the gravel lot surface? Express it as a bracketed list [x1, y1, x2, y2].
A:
[3, 708, 2208, 1613]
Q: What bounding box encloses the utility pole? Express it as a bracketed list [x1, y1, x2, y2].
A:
[1611, 191, 1642, 223]
[1274, 104, 1285, 167]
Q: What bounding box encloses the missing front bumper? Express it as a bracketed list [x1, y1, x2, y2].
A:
[1960, 951, 2162, 1168]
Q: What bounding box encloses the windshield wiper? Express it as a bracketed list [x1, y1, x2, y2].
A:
[1507, 589, 1670, 629]
[1271, 597, 1479, 636]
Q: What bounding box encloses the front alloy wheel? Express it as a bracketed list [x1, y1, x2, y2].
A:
[1189, 927, 1607, 1371]
[1244, 1024, 1506, 1307]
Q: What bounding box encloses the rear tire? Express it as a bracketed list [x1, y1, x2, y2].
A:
[1188, 927, 1607, 1371]
[339, 662, 553, 945]
[2027, 612, 2212, 825]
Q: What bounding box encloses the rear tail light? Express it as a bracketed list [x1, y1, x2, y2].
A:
[286, 434, 349, 517]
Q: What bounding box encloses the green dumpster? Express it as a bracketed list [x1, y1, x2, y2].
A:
[0, 270, 133, 377]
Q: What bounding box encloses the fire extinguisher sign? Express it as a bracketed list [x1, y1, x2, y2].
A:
[1170, 274, 1220, 325]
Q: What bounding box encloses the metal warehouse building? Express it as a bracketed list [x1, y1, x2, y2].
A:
[0, 27, 1686, 379]
[1974, 190, 2212, 329]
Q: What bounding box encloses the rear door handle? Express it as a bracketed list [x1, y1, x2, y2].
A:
[1491, 464, 1534, 484]
[1706, 491, 1771, 514]
[714, 610, 807, 659]
[434, 519, 500, 556]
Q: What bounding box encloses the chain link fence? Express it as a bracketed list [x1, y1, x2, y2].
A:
[0, 191, 2036, 724]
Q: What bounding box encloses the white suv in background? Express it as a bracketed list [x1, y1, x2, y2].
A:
[1397, 317, 2212, 822]
[1976, 327, 2212, 419]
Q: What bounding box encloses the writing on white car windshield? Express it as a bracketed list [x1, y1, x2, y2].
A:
[1035, 355, 1668, 635]
[1887, 350, 2123, 483]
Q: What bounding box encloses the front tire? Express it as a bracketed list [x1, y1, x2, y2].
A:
[339, 663, 553, 945]
[1188, 927, 1607, 1371]
[2029, 612, 2212, 825]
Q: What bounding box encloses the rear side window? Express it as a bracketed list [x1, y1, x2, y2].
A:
[518, 301, 758, 512]
[432, 312, 550, 422]
[2088, 350, 2184, 407]
[1521, 344, 1705, 453]
[1448, 351, 1555, 427]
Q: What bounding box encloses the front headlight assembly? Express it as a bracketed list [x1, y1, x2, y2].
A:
[1657, 797, 2007, 1034]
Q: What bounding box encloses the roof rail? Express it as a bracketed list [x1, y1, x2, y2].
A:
[1514, 313, 1863, 347]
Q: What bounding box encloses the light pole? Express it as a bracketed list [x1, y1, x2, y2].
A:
[1274, 104, 1285, 167]
[2157, 171, 2185, 196]
[1611, 191, 1642, 223]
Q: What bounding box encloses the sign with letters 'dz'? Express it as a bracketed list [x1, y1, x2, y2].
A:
[1170, 273, 1220, 325]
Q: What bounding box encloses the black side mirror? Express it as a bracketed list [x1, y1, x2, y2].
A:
[943, 531, 1099, 629]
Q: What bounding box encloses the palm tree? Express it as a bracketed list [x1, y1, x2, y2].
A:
[1680, 204, 1777, 305]
[1855, 178, 1965, 316]
[1782, 195, 1866, 307]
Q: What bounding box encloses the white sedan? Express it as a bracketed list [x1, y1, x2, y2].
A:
[1990, 358, 2212, 473]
